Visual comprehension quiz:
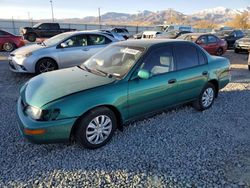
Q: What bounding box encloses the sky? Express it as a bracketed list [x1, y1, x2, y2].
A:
[0, 0, 249, 20]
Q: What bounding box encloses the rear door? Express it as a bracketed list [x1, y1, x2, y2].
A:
[173, 43, 208, 102]
[128, 45, 179, 118]
[86, 34, 113, 57]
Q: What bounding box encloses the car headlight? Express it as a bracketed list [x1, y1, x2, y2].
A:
[25, 105, 60, 121]
[16, 52, 33, 59]
[25, 106, 42, 120]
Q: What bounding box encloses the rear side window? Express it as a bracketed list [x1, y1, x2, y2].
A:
[87, 34, 112, 45]
[175, 43, 199, 70]
[236, 30, 244, 37]
[208, 35, 217, 43]
[197, 49, 207, 65]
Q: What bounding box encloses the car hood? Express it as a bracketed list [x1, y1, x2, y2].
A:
[21, 67, 116, 108]
[11, 44, 45, 55]
[237, 37, 250, 43]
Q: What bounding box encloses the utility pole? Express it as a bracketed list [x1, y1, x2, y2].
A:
[98, 7, 101, 28]
[50, 0, 54, 22]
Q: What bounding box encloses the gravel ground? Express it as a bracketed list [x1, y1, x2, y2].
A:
[0, 51, 250, 187]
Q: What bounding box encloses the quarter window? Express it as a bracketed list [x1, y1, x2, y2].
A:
[141, 46, 175, 76]
[175, 43, 199, 70]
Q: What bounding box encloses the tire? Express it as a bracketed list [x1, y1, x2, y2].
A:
[234, 48, 240, 53]
[75, 107, 117, 149]
[248, 65, 250, 71]
[2, 42, 15, 52]
[193, 83, 216, 111]
[35, 58, 58, 74]
[216, 48, 223, 56]
[27, 33, 36, 42]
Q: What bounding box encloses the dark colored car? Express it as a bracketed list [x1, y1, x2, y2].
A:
[20, 23, 76, 42]
[17, 40, 231, 149]
[0, 29, 25, 52]
[215, 30, 245, 49]
[156, 30, 192, 39]
[234, 37, 250, 53]
[178, 33, 227, 56]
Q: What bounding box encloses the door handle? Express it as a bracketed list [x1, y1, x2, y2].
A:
[168, 79, 176, 84]
[82, 48, 89, 51]
[202, 71, 208, 76]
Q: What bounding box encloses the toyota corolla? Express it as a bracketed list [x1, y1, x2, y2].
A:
[17, 40, 231, 149]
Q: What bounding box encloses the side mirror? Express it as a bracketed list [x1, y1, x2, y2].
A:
[138, 69, 150, 80]
[60, 42, 68, 48]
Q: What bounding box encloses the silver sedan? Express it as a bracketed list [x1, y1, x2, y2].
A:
[8, 31, 118, 74]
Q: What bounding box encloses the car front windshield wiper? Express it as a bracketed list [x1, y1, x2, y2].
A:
[37, 41, 46, 46]
[79, 64, 91, 72]
[92, 68, 113, 78]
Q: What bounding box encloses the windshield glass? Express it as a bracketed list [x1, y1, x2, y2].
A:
[217, 31, 232, 36]
[178, 35, 198, 42]
[153, 26, 166, 32]
[43, 32, 73, 46]
[33, 23, 42, 28]
[82, 45, 144, 78]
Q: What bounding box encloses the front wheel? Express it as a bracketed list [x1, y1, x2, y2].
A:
[35, 58, 58, 74]
[193, 83, 216, 111]
[75, 107, 117, 149]
[27, 33, 36, 42]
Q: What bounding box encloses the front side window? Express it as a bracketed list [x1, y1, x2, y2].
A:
[141, 46, 175, 76]
[175, 43, 199, 70]
[82, 45, 144, 78]
[63, 34, 87, 48]
[88, 34, 111, 45]
[197, 36, 208, 44]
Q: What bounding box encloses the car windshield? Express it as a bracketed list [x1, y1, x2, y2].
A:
[32, 23, 42, 28]
[178, 35, 198, 42]
[217, 31, 232, 36]
[81, 45, 144, 79]
[43, 32, 73, 46]
[153, 26, 166, 32]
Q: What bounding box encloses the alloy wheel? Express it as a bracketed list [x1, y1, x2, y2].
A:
[3, 43, 14, 52]
[38, 61, 56, 73]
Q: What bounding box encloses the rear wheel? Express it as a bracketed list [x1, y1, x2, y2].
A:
[3, 42, 15, 52]
[216, 48, 223, 56]
[27, 33, 36, 42]
[35, 58, 58, 74]
[193, 83, 216, 111]
[75, 107, 117, 149]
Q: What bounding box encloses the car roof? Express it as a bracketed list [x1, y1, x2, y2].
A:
[114, 39, 194, 48]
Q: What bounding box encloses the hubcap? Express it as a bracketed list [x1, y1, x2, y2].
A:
[86, 115, 112, 145]
[39, 61, 56, 72]
[202, 88, 214, 108]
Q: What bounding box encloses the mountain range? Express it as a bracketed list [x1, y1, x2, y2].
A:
[45, 6, 250, 26]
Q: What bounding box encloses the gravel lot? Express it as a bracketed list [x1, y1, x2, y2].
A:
[0, 51, 249, 187]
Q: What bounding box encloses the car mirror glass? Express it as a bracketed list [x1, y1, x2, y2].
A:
[138, 69, 150, 80]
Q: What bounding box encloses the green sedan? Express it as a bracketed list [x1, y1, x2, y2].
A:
[17, 40, 231, 149]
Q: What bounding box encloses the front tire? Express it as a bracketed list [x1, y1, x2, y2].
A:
[234, 48, 240, 53]
[3, 42, 15, 52]
[35, 58, 58, 74]
[75, 107, 117, 149]
[193, 83, 216, 111]
[27, 33, 36, 42]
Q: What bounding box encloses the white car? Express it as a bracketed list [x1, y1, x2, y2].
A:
[8, 31, 118, 74]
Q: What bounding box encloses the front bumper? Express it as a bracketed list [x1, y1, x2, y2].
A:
[234, 43, 250, 51]
[8, 55, 36, 73]
[17, 98, 77, 143]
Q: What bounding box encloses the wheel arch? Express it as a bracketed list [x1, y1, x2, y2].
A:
[208, 79, 219, 97]
[35, 57, 59, 71]
[70, 104, 123, 140]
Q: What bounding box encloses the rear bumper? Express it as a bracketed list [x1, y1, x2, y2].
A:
[17, 97, 77, 143]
